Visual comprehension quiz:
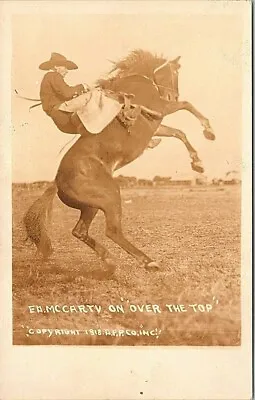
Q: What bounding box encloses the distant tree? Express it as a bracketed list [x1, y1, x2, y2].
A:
[128, 176, 137, 186]
[138, 179, 153, 186]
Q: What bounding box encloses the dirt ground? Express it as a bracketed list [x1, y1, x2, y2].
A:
[12, 185, 241, 346]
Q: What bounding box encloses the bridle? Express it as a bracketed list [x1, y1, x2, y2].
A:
[124, 61, 179, 101]
[127, 73, 178, 102]
[153, 61, 179, 101]
[154, 82, 179, 95]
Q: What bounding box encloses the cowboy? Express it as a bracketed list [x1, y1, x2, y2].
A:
[39, 52, 161, 148]
[39, 52, 88, 135]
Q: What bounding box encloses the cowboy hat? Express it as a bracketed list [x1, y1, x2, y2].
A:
[39, 53, 78, 70]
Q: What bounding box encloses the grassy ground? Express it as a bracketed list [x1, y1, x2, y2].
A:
[12, 185, 241, 346]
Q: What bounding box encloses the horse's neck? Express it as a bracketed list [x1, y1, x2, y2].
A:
[105, 74, 166, 113]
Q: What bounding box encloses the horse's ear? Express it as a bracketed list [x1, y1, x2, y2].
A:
[169, 56, 181, 69]
[171, 56, 181, 64]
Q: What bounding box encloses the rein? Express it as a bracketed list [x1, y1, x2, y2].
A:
[14, 91, 40, 102]
[122, 73, 178, 100]
[153, 76, 179, 98]
[154, 83, 177, 93]
[14, 90, 42, 111]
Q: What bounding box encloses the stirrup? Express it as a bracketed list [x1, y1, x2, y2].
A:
[125, 105, 141, 122]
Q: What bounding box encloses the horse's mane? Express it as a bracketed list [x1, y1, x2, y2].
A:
[96, 49, 166, 90]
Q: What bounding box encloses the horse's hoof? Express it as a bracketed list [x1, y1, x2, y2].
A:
[145, 261, 161, 272]
[191, 161, 204, 174]
[203, 129, 216, 141]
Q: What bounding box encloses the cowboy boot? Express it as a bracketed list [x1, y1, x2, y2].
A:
[70, 113, 90, 137]
[77, 123, 90, 137]
[70, 113, 81, 129]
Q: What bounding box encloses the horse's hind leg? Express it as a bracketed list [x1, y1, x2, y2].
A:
[72, 206, 111, 261]
[91, 179, 159, 271]
[72, 206, 115, 275]
[104, 200, 159, 271]
[105, 205, 158, 271]
[57, 159, 159, 271]
[73, 201, 158, 271]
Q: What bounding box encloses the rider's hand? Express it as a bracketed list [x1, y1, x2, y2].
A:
[82, 83, 90, 93]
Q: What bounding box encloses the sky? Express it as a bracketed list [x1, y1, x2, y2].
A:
[11, 5, 244, 183]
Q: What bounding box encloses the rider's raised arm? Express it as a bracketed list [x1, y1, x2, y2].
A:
[51, 72, 85, 100]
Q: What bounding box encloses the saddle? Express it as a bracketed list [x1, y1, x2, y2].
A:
[58, 88, 162, 134]
[109, 91, 163, 132]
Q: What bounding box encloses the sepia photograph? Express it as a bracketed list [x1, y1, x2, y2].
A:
[0, 0, 252, 399]
[11, 6, 246, 347]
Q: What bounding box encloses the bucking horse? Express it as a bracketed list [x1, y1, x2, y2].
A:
[24, 49, 215, 279]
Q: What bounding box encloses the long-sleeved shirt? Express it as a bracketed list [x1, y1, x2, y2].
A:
[40, 71, 85, 115]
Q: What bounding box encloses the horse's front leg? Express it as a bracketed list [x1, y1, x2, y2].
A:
[154, 124, 204, 173]
[163, 101, 215, 141]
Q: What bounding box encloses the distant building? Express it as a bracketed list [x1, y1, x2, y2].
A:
[168, 180, 193, 186]
[224, 170, 241, 184]
[195, 175, 208, 185]
[212, 178, 224, 186]
[153, 176, 172, 186]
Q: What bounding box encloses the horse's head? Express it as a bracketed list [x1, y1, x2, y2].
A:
[153, 56, 181, 102]
[98, 50, 181, 104]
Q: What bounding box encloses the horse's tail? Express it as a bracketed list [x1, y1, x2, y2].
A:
[23, 182, 58, 259]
